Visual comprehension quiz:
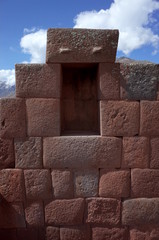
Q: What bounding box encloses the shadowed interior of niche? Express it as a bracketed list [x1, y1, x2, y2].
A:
[61, 63, 99, 135]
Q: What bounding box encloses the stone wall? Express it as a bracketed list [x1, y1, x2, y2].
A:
[0, 28, 159, 240]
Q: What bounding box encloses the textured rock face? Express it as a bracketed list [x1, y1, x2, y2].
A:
[46, 28, 119, 63]
[1, 28, 159, 239]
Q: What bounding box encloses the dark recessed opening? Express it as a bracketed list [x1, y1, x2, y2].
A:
[61, 63, 99, 135]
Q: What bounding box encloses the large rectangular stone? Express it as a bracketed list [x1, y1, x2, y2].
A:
[43, 136, 121, 169]
[100, 101, 139, 136]
[0, 98, 26, 138]
[98, 63, 120, 100]
[122, 198, 159, 226]
[26, 99, 60, 137]
[46, 28, 119, 63]
[45, 198, 84, 225]
[16, 64, 61, 98]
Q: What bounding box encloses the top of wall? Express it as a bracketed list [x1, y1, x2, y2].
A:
[46, 28, 119, 63]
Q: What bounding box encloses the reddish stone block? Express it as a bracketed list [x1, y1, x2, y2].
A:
[0, 169, 24, 202]
[99, 170, 130, 198]
[130, 228, 159, 240]
[0, 202, 26, 228]
[46, 28, 119, 63]
[98, 63, 120, 100]
[140, 101, 159, 136]
[46, 226, 60, 240]
[100, 101, 139, 136]
[15, 137, 42, 169]
[122, 198, 159, 226]
[131, 169, 159, 197]
[86, 198, 120, 226]
[45, 198, 84, 225]
[0, 229, 17, 240]
[16, 64, 61, 98]
[92, 227, 128, 240]
[51, 170, 73, 199]
[60, 226, 91, 240]
[150, 138, 159, 168]
[24, 169, 52, 200]
[26, 98, 60, 137]
[122, 137, 149, 168]
[43, 136, 121, 169]
[0, 138, 14, 169]
[0, 98, 26, 138]
[74, 170, 99, 197]
[17, 228, 38, 240]
[25, 202, 44, 227]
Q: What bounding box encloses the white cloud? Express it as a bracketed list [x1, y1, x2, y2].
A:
[0, 69, 15, 87]
[74, 0, 159, 55]
[20, 29, 47, 63]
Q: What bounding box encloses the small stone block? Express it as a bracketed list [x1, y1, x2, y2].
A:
[131, 169, 159, 197]
[122, 137, 149, 168]
[86, 197, 120, 226]
[92, 227, 128, 240]
[26, 98, 60, 137]
[46, 226, 60, 240]
[44, 136, 121, 169]
[99, 170, 130, 198]
[45, 198, 84, 225]
[46, 28, 119, 63]
[98, 63, 120, 100]
[0, 169, 24, 202]
[15, 137, 42, 169]
[24, 169, 52, 200]
[122, 198, 159, 226]
[25, 202, 44, 227]
[16, 64, 61, 98]
[100, 101, 139, 136]
[60, 226, 91, 240]
[140, 101, 159, 136]
[0, 138, 14, 169]
[130, 228, 159, 240]
[74, 170, 99, 197]
[0, 98, 26, 138]
[51, 170, 73, 199]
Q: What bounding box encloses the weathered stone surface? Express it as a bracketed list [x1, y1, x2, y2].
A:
[26, 98, 60, 137]
[130, 227, 159, 240]
[46, 28, 119, 63]
[60, 226, 91, 240]
[51, 170, 73, 198]
[0, 98, 26, 138]
[122, 198, 159, 226]
[122, 137, 149, 168]
[16, 64, 61, 98]
[74, 170, 99, 197]
[92, 227, 128, 240]
[0, 138, 14, 169]
[86, 198, 120, 226]
[98, 63, 120, 100]
[15, 137, 42, 168]
[25, 202, 44, 227]
[140, 101, 159, 136]
[131, 169, 159, 197]
[43, 136, 121, 169]
[0, 169, 24, 202]
[45, 198, 84, 225]
[120, 64, 159, 100]
[0, 202, 26, 228]
[100, 101, 139, 136]
[24, 169, 52, 200]
[46, 226, 60, 240]
[150, 138, 159, 168]
[99, 170, 130, 198]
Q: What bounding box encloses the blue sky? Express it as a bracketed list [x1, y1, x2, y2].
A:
[0, 0, 159, 86]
